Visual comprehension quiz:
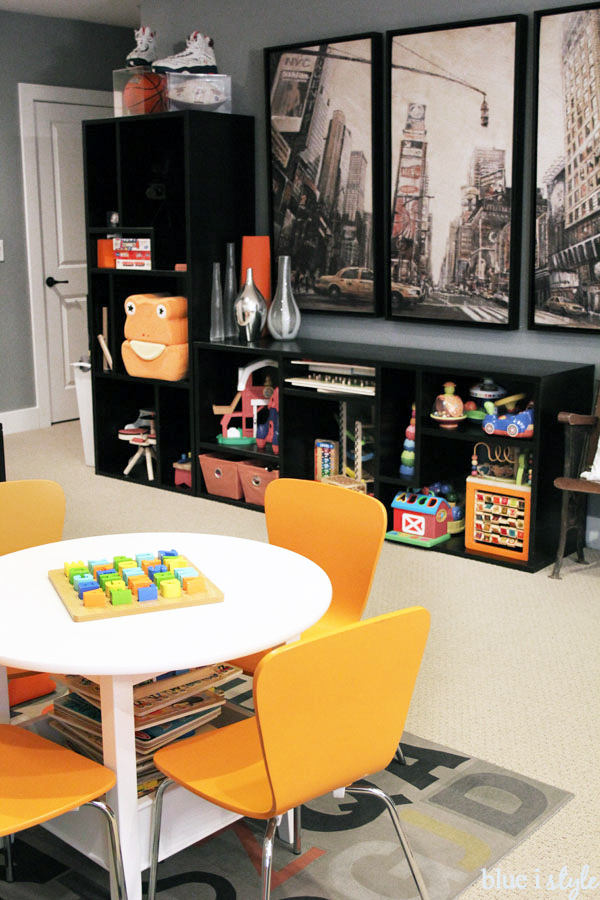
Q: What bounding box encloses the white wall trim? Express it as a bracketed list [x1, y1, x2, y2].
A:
[0, 406, 43, 435]
[18, 83, 112, 431]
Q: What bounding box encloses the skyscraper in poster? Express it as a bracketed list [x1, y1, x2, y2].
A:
[391, 102, 430, 286]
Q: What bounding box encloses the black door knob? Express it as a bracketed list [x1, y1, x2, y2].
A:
[45, 276, 69, 287]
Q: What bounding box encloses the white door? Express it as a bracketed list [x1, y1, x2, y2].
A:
[19, 84, 113, 426]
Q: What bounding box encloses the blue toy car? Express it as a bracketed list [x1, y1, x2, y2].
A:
[482, 402, 534, 438]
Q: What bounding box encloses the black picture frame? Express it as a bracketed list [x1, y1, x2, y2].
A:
[265, 33, 383, 316]
[386, 16, 526, 329]
[530, 3, 600, 332]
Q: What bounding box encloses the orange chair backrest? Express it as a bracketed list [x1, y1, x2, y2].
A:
[0, 479, 65, 556]
[253, 606, 430, 816]
[264, 478, 387, 633]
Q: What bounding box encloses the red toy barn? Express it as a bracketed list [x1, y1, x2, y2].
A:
[386, 491, 451, 547]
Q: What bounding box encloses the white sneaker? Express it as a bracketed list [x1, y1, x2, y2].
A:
[126, 26, 157, 67]
[152, 31, 218, 74]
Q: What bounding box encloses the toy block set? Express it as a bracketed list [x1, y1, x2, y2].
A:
[49, 547, 224, 622]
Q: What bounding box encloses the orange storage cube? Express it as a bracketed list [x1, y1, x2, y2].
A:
[198, 454, 247, 499]
[238, 462, 279, 507]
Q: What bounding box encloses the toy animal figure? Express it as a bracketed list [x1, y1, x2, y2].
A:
[122, 293, 188, 381]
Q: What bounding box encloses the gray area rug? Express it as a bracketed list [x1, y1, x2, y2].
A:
[0, 732, 571, 900]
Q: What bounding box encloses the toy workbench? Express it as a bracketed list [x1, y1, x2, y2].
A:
[49, 548, 223, 622]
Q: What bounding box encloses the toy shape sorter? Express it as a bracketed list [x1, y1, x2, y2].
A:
[49, 548, 223, 621]
[121, 293, 189, 381]
[386, 491, 451, 547]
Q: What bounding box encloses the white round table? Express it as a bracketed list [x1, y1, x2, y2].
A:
[0, 532, 331, 900]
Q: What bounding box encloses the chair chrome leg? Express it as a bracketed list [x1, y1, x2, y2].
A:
[147, 778, 173, 900]
[292, 804, 302, 854]
[395, 743, 407, 765]
[86, 800, 129, 900]
[347, 785, 430, 900]
[2, 835, 14, 882]
[261, 817, 278, 900]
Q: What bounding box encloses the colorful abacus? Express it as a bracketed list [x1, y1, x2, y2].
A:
[49, 549, 224, 622]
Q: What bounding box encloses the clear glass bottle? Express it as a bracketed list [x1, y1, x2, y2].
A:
[267, 255, 301, 340]
[223, 242, 238, 338]
[210, 261, 224, 342]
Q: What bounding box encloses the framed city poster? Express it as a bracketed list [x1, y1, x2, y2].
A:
[530, 3, 600, 332]
[265, 33, 383, 315]
[387, 16, 526, 328]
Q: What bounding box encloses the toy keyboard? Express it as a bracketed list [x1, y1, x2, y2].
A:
[49, 548, 223, 622]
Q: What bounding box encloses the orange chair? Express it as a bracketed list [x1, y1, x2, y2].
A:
[0, 479, 66, 706]
[229, 477, 388, 674]
[0, 725, 128, 898]
[147, 607, 431, 900]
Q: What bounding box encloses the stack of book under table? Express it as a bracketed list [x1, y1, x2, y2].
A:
[49, 664, 242, 796]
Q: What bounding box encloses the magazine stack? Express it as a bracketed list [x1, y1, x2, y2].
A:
[49, 663, 241, 796]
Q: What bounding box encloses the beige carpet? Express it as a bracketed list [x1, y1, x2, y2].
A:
[4, 420, 600, 899]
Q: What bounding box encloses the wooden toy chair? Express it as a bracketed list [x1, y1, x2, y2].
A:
[147, 607, 431, 900]
[0, 479, 66, 707]
[551, 383, 600, 578]
[228, 477, 387, 675]
[0, 725, 128, 899]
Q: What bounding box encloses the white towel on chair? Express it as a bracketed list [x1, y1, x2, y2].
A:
[580, 441, 600, 481]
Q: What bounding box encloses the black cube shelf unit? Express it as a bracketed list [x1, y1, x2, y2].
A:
[192, 337, 593, 573]
[82, 113, 594, 574]
[83, 110, 255, 493]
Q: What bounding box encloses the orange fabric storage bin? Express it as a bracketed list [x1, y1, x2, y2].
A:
[238, 462, 279, 507]
[198, 454, 248, 499]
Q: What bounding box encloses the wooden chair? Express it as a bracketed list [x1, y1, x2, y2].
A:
[0, 480, 66, 706]
[228, 477, 388, 675]
[147, 607, 431, 900]
[551, 385, 600, 578]
[0, 725, 128, 898]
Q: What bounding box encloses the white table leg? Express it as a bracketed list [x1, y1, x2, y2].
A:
[0, 665, 9, 724]
[99, 675, 141, 900]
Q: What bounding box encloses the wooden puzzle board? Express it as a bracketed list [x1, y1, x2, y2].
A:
[48, 563, 224, 622]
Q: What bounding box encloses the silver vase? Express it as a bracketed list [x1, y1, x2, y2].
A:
[267, 255, 301, 340]
[234, 267, 267, 343]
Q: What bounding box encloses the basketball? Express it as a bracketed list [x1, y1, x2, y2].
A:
[123, 72, 168, 115]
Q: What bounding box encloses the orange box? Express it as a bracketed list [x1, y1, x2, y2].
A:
[465, 476, 531, 562]
[238, 462, 279, 507]
[198, 454, 249, 500]
[97, 238, 116, 268]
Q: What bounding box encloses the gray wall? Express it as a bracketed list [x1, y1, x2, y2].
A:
[141, 0, 599, 368]
[0, 10, 132, 414]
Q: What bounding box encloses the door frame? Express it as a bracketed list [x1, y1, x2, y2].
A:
[18, 83, 112, 430]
